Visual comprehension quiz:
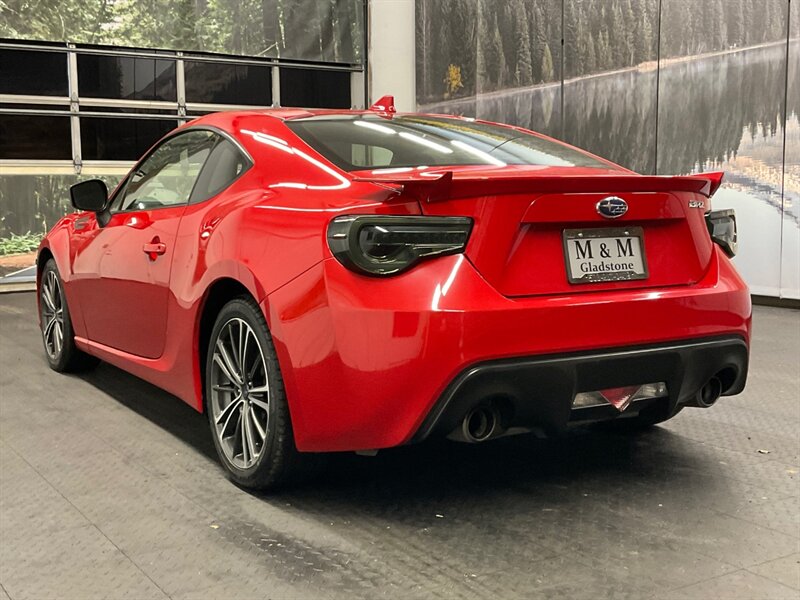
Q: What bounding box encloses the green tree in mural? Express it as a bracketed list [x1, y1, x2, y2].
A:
[477, 6, 506, 93]
[632, 0, 654, 64]
[512, 0, 533, 87]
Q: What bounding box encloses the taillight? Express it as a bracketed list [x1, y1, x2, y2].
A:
[706, 209, 737, 257]
[327, 215, 473, 276]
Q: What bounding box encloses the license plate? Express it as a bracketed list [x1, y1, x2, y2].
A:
[563, 227, 648, 284]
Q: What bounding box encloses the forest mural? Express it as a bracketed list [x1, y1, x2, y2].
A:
[417, 0, 787, 102]
[416, 0, 799, 298]
[0, 0, 364, 64]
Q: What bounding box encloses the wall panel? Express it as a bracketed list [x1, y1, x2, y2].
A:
[781, 3, 799, 298]
[657, 0, 789, 297]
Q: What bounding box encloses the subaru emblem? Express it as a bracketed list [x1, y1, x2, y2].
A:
[596, 196, 628, 219]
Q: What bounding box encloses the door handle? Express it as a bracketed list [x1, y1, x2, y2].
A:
[143, 240, 167, 260]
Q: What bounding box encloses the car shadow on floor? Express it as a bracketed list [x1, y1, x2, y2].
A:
[77, 358, 713, 507]
[77, 362, 218, 461]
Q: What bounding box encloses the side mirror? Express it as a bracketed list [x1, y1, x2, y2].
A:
[70, 179, 108, 212]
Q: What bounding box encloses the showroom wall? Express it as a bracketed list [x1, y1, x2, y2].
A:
[1, 0, 364, 63]
[416, 0, 799, 299]
[0, 0, 365, 268]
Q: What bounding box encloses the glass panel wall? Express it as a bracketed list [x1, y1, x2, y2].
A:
[0, 49, 69, 96]
[80, 118, 178, 161]
[78, 55, 177, 101]
[0, 40, 363, 277]
[0, 115, 72, 159]
[280, 68, 351, 108]
[184, 62, 272, 105]
[0, 0, 365, 65]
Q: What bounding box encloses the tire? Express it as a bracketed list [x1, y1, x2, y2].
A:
[205, 296, 310, 490]
[39, 259, 100, 373]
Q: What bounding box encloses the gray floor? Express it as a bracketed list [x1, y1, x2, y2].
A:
[0, 292, 798, 600]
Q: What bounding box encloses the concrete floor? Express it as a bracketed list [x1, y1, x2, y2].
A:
[0, 291, 798, 600]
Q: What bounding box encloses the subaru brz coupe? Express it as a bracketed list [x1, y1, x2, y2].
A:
[37, 96, 749, 489]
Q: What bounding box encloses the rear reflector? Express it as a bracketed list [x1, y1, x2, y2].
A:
[573, 382, 668, 412]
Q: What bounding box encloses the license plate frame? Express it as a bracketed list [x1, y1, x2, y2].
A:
[563, 227, 648, 284]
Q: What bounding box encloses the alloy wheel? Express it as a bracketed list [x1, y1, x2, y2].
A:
[209, 318, 270, 469]
[41, 270, 64, 360]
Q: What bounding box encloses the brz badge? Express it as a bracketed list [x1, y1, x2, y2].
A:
[688, 200, 705, 209]
[596, 196, 628, 219]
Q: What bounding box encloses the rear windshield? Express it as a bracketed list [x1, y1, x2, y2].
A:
[285, 115, 611, 171]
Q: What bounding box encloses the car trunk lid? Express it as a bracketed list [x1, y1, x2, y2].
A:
[353, 167, 722, 297]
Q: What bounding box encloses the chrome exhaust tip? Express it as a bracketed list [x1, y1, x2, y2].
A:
[461, 406, 499, 443]
[691, 376, 723, 408]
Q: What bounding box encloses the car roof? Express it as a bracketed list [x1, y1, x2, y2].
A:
[191, 107, 474, 124]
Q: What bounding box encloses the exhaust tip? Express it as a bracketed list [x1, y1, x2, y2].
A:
[694, 376, 723, 408]
[462, 406, 498, 442]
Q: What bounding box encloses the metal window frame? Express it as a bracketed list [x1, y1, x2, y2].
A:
[1, 39, 366, 175]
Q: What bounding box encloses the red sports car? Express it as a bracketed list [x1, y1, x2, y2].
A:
[37, 97, 750, 489]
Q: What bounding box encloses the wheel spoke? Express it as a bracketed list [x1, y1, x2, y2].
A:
[47, 272, 58, 306]
[240, 404, 249, 465]
[214, 340, 242, 385]
[249, 396, 269, 412]
[53, 322, 63, 354]
[216, 395, 242, 430]
[226, 321, 244, 377]
[249, 405, 267, 440]
[42, 286, 55, 312]
[242, 327, 251, 380]
[244, 407, 258, 461]
[237, 320, 246, 376]
[43, 317, 56, 342]
[212, 384, 237, 393]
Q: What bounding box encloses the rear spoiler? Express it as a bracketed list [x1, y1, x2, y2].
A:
[354, 171, 725, 203]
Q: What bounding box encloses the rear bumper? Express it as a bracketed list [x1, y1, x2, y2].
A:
[264, 246, 751, 452]
[411, 336, 748, 442]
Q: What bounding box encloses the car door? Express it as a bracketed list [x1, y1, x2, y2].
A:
[71, 129, 217, 359]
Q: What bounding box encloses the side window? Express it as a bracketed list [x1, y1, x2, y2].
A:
[117, 130, 216, 211]
[190, 137, 250, 204]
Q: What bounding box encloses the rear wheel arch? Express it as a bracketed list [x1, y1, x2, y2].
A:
[197, 278, 253, 409]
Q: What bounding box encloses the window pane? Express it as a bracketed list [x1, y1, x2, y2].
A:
[0, 50, 68, 96]
[190, 138, 249, 203]
[0, 115, 72, 159]
[78, 55, 176, 101]
[119, 131, 216, 210]
[285, 115, 610, 171]
[279, 68, 350, 108]
[81, 118, 177, 161]
[184, 62, 272, 105]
